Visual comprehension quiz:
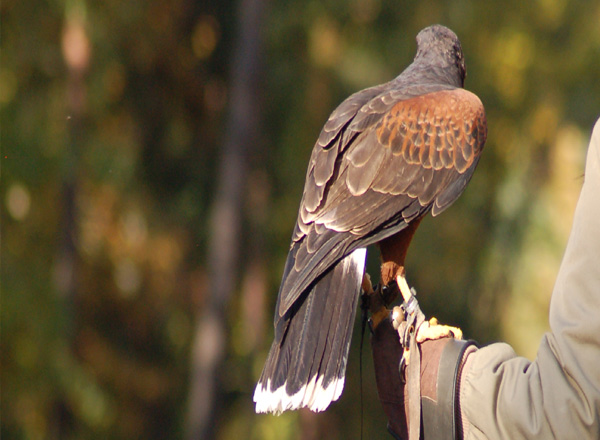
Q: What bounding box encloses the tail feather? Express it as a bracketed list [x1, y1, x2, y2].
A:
[254, 248, 366, 414]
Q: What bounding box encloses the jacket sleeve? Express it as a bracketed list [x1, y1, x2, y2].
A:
[459, 118, 600, 440]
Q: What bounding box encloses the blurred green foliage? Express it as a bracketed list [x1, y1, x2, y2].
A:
[2, 0, 599, 438]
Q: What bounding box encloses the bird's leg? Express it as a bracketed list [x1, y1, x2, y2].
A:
[396, 271, 413, 303]
[395, 272, 463, 343]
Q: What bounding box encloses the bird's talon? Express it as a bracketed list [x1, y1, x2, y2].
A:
[363, 273, 391, 330]
[362, 273, 374, 295]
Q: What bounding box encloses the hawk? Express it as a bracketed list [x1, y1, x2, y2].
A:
[254, 24, 487, 414]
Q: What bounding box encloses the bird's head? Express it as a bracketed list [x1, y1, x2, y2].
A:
[414, 24, 466, 87]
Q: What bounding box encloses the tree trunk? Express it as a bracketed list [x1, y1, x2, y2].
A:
[185, 0, 266, 437]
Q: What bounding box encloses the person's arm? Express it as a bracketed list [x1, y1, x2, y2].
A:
[459, 119, 600, 439]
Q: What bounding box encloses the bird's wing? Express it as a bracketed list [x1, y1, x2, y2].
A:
[276, 86, 487, 322]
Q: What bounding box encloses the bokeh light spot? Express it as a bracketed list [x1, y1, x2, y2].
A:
[309, 17, 342, 68]
[114, 258, 142, 297]
[6, 183, 31, 221]
[192, 16, 220, 59]
[62, 13, 90, 72]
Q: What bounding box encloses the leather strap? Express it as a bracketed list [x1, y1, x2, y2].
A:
[407, 328, 422, 440]
[399, 293, 426, 440]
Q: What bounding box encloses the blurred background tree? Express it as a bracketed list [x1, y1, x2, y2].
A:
[2, 0, 599, 439]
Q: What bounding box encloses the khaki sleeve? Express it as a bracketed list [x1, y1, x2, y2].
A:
[460, 118, 600, 440]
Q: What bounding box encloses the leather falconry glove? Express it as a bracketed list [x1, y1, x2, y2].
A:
[368, 290, 476, 440]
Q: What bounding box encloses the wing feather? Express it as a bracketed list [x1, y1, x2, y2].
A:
[346, 135, 386, 196]
[313, 138, 341, 186]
